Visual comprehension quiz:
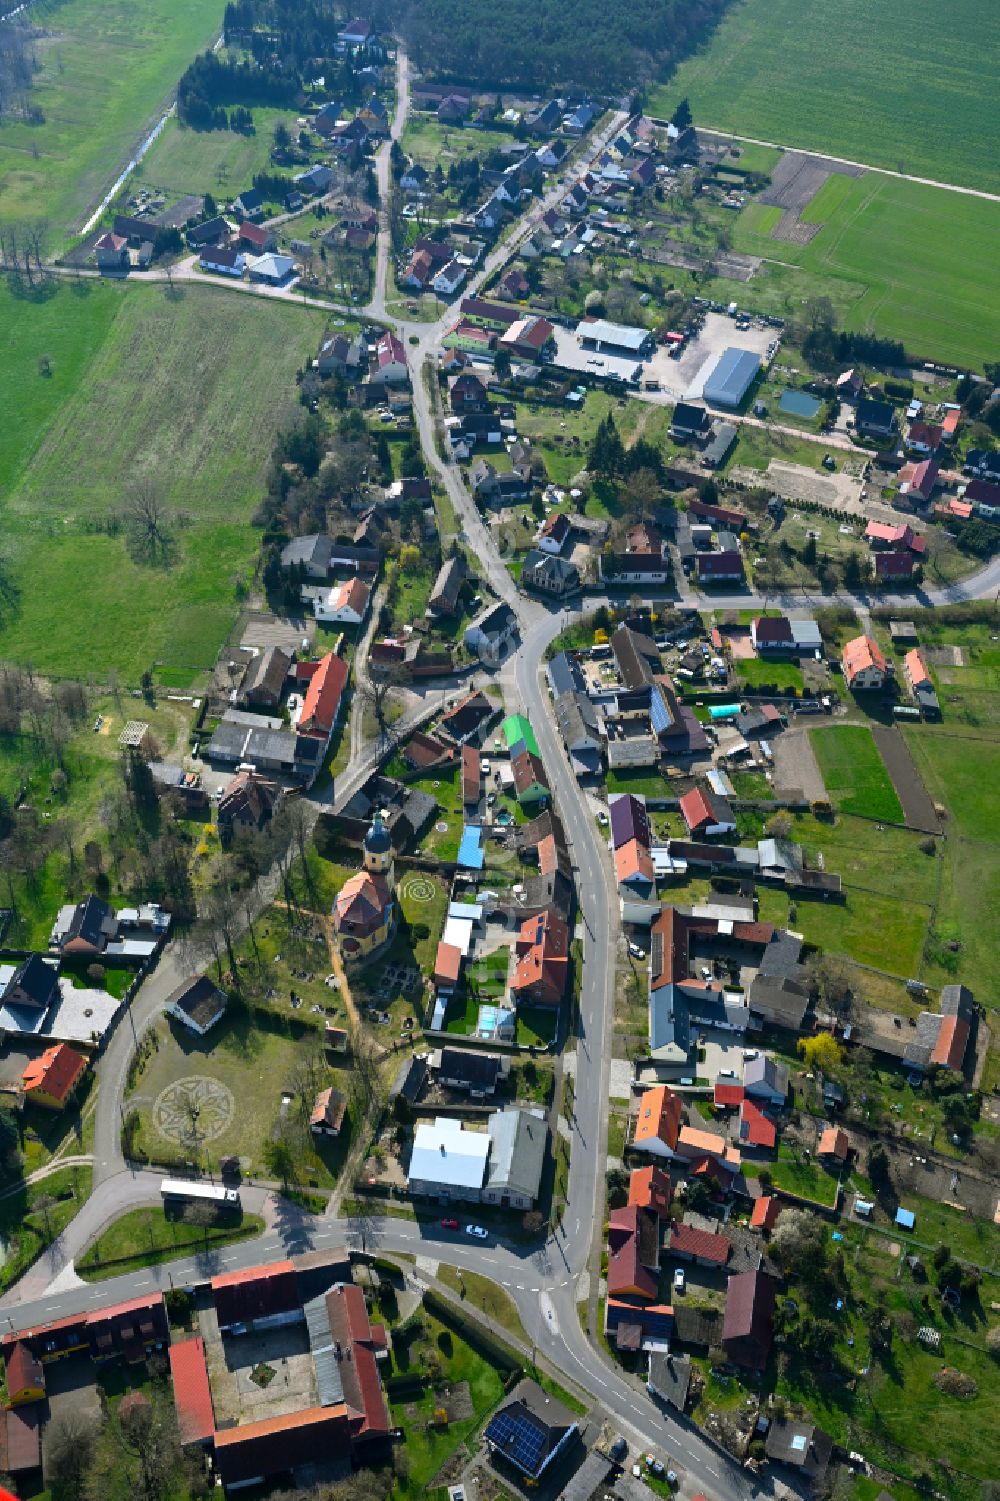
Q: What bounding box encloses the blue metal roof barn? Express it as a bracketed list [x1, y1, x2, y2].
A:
[704, 346, 761, 408]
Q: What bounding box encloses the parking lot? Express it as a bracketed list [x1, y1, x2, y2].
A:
[550, 313, 774, 404]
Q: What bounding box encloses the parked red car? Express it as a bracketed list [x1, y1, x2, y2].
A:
[440, 1217, 460, 1231]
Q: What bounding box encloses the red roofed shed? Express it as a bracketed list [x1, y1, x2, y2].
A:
[169, 1337, 215, 1445]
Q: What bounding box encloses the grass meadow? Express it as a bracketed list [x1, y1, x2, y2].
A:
[0, 278, 328, 683]
[729, 171, 1000, 373]
[809, 724, 904, 822]
[0, 0, 225, 245]
[650, 0, 1000, 193]
[133, 106, 299, 204]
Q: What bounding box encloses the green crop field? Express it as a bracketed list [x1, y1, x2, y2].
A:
[0, 278, 327, 683]
[809, 724, 903, 822]
[728, 171, 1000, 372]
[0, 0, 226, 246]
[650, 0, 1000, 194]
[134, 106, 300, 203]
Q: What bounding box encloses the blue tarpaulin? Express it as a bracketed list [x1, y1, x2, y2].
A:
[457, 825, 485, 869]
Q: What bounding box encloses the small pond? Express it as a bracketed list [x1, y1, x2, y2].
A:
[779, 388, 822, 419]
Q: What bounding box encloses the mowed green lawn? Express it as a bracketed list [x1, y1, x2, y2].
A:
[731, 170, 1000, 372]
[809, 724, 903, 822]
[0, 279, 328, 683]
[0, 0, 225, 244]
[650, 0, 1000, 193]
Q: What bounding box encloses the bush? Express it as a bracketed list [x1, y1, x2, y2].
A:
[934, 1367, 977, 1398]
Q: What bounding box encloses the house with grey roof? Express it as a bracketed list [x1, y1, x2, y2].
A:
[742, 1054, 788, 1107]
[547, 651, 584, 700]
[482, 1107, 547, 1209]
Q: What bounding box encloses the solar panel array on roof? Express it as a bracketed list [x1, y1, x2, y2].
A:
[485, 1408, 547, 1474]
[650, 685, 675, 735]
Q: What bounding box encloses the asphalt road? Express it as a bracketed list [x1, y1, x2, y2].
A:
[2, 1191, 772, 1501]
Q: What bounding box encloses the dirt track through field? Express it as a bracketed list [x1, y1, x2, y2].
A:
[871, 725, 940, 833]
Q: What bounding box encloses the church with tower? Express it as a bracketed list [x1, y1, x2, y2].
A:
[332, 813, 397, 964]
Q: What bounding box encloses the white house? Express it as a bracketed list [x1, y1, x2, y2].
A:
[199, 245, 245, 278]
[314, 576, 371, 626]
[464, 601, 518, 663]
[369, 331, 409, 386]
[536, 510, 571, 555]
[432, 259, 466, 297]
[164, 976, 227, 1036]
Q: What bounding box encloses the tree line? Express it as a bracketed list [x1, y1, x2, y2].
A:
[370, 0, 732, 92]
[179, 0, 383, 128]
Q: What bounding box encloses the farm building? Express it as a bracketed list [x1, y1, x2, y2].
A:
[703, 347, 761, 408]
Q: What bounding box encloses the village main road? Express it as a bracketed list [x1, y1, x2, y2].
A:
[0, 1201, 775, 1501]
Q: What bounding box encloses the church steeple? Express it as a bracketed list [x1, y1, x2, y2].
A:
[363, 811, 393, 874]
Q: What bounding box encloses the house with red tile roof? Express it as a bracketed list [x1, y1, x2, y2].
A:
[738, 1099, 777, 1152]
[314, 576, 371, 626]
[212, 1259, 300, 1332]
[461, 743, 481, 807]
[370, 331, 408, 386]
[864, 520, 926, 553]
[632, 1085, 683, 1158]
[678, 785, 736, 837]
[511, 909, 569, 1006]
[713, 1082, 745, 1110]
[902, 457, 940, 503]
[904, 984, 974, 1074]
[3, 1341, 45, 1405]
[19, 1043, 88, 1110]
[169, 1336, 215, 1446]
[607, 1205, 660, 1300]
[675, 1125, 741, 1176]
[872, 549, 915, 583]
[750, 1195, 781, 1233]
[214, 1406, 355, 1489]
[668, 1221, 731, 1267]
[310, 1086, 347, 1136]
[614, 837, 655, 895]
[298, 651, 349, 739]
[433, 941, 463, 992]
[751, 615, 794, 653]
[841, 633, 887, 690]
[499, 314, 555, 359]
[817, 1126, 849, 1163]
[723, 1269, 776, 1371]
[537, 510, 571, 555]
[628, 1164, 672, 1217]
[903, 649, 932, 692]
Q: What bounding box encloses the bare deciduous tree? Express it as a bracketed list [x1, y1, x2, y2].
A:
[125, 478, 175, 566]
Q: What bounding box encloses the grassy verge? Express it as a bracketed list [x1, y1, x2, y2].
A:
[77, 1205, 265, 1281]
[437, 1266, 528, 1341]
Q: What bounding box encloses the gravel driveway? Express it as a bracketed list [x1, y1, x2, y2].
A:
[771, 727, 826, 802]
